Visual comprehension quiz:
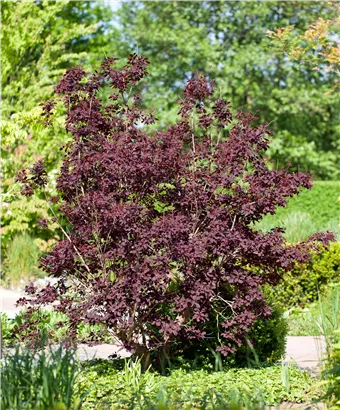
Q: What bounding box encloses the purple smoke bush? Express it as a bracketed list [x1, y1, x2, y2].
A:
[17, 55, 333, 366]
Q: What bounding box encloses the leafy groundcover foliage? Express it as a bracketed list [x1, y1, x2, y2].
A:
[78, 360, 319, 408]
[17, 55, 334, 368]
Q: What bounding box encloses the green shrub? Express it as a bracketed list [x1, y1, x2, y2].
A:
[255, 181, 340, 243]
[173, 295, 288, 369]
[1, 313, 16, 348]
[233, 300, 288, 366]
[274, 242, 340, 308]
[2, 232, 44, 287]
[315, 284, 340, 408]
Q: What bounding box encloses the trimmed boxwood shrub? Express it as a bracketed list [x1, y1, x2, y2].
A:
[234, 298, 288, 365]
[274, 242, 340, 308]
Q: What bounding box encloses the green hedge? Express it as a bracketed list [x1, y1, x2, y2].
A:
[273, 242, 340, 308]
[255, 181, 340, 242]
[281, 181, 340, 226]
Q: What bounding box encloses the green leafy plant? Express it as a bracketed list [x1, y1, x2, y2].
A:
[115, 387, 267, 409]
[313, 284, 340, 408]
[274, 242, 340, 308]
[323, 331, 340, 409]
[1, 337, 89, 410]
[78, 360, 320, 409]
[1, 309, 113, 348]
[121, 358, 159, 395]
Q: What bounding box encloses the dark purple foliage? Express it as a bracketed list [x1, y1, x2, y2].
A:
[16, 160, 47, 195]
[18, 55, 334, 364]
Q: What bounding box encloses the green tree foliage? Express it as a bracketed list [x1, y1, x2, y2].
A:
[1, 1, 113, 251]
[114, 1, 339, 179]
[267, 1, 340, 93]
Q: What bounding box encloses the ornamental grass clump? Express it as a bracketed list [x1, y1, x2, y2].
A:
[16, 55, 334, 368]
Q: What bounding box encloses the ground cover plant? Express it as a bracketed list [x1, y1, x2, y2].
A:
[77, 359, 320, 409]
[16, 55, 334, 370]
[1, 342, 319, 410]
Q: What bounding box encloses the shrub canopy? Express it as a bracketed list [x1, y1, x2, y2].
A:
[18, 55, 334, 365]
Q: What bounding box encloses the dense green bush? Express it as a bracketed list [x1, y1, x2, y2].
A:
[255, 181, 340, 243]
[274, 242, 340, 308]
[233, 300, 288, 366]
[174, 297, 288, 369]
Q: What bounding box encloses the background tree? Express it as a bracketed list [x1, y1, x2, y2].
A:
[1, 0, 114, 263]
[113, 1, 339, 180]
[267, 1, 340, 93]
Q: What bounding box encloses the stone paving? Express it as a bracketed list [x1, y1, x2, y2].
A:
[1, 287, 24, 319]
[1, 287, 327, 369]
